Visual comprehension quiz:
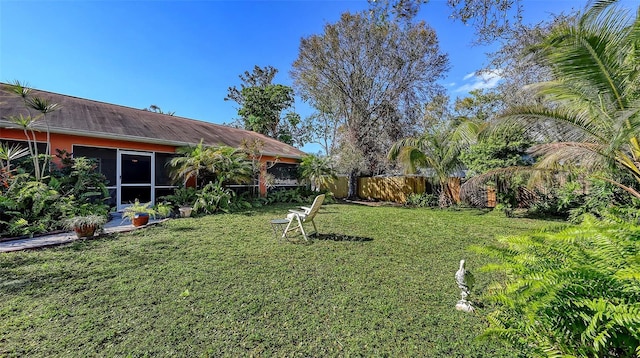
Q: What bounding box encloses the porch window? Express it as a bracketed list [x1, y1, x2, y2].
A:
[267, 163, 300, 187]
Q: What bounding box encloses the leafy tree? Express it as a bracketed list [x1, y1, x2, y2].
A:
[225, 65, 303, 146]
[368, 0, 524, 43]
[453, 90, 533, 177]
[292, 11, 448, 198]
[460, 127, 533, 177]
[483, 15, 573, 110]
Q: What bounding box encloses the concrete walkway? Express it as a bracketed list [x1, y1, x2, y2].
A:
[0, 215, 169, 253]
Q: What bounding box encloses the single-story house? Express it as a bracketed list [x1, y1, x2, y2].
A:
[0, 83, 305, 210]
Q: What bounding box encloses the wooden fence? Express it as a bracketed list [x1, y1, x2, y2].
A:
[318, 176, 349, 199]
[320, 176, 467, 204]
[358, 176, 427, 203]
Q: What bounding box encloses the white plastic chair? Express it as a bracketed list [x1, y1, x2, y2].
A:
[283, 194, 325, 241]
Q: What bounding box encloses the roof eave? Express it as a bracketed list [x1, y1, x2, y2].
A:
[0, 123, 304, 160]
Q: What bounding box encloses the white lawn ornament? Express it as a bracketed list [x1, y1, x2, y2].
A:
[455, 259, 475, 312]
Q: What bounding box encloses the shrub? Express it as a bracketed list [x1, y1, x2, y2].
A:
[265, 187, 334, 205]
[160, 186, 198, 208]
[405, 192, 438, 207]
[193, 180, 233, 214]
[476, 217, 640, 357]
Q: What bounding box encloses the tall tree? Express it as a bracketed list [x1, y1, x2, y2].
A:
[368, 0, 523, 43]
[292, 11, 448, 198]
[225, 65, 303, 146]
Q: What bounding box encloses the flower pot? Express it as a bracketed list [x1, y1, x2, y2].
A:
[74, 224, 97, 238]
[132, 213, 150, 227]
[179, 206, 193, 218]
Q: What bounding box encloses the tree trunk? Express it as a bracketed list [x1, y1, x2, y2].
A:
[347, 169, 359, 200]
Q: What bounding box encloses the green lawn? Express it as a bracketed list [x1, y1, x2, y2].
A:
[1, 204, 556, 357]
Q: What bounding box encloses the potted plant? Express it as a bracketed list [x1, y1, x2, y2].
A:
[63, 214, 107, 238]
[122, 200, 157, 227]
[161, 187, 197, 218]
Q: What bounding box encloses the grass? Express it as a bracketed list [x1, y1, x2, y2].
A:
[0, 203, 557, 357]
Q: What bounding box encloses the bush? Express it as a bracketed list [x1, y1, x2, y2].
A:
[0, 155, 110, 238]
[528, 178, 640, 223]
[405, 192, 438, 207]
[265, 187, 334, 205]
[193, 180, 234, 214]
[476, 217, 640, 357]
[159, 186, 198, 209]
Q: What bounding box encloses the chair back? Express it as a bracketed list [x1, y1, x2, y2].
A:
[304, 194, 325, 221]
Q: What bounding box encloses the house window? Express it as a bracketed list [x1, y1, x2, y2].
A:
[73, 146, 117, 187]
[267, 163, 300, 187]
[155, 152, 177, 201]
[72, 146, 118, 206]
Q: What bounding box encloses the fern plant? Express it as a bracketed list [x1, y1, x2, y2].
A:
[476, 217, 640, 357]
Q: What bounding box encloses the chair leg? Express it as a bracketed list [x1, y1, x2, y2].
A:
[283, 217, 295, 238]
[310, 219, 318, 236]
[297, 215, 308, 241]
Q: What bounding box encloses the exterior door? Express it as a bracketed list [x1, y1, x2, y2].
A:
[118, 150, 154, 210]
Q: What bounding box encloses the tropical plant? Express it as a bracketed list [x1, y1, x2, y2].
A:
[153, 202, 173, 218]
[388, 120, 481, 207]
[122, 200, 157, 221]
[299, 154, 337, 191]
[4, 113, 45, 181]
[160, 186, 198, 208]
[496, 1, 640, 201]
[193, 180, 233, 214]
[3, 81, 60, 181]
[476, 217, 640, 357]
[168, 140, 210, 187]
[209, 146, 253, 184]
[56, 156, 110, 203]
[0, 143, 29, 188]
[169, 142, 253, 188]
[26, 95, 60, 174]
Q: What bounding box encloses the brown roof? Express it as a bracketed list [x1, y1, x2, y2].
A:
[0, 83, 305, 159]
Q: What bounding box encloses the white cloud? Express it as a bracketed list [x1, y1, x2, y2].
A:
[462, 72, 475, 80]
[447, 82, 456, 87]
[455, 70, 503, 93]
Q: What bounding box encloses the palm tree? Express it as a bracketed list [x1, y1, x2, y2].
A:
[3, 81, 60, 180]
[388, 120, 480, 207]
[208, 146, 253, 184]
[497, 1, 640, 199]
[169, 142, 253, 188]
[299, 154, 337, 191]
[26, 96, 60, 175]
[168, 140, 210, 187]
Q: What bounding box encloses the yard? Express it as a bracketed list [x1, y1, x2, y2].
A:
[1, 204, 556, 357]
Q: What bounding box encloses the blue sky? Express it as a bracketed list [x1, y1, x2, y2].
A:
[0, 1, 602, 153]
